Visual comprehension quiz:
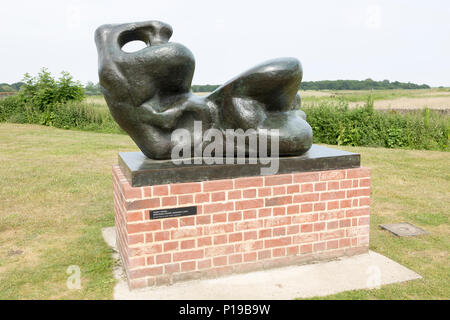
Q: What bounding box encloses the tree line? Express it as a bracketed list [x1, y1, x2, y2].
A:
[0, 80, 102, 95]
[300, 79, 430, 90]
[1, 78, 431, 94]
[192, 79, 430, 92]
[0, 82, 25, 92]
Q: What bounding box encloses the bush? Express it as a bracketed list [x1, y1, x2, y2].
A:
[0, 69, 123, 133]
[0, 95, 27, 122]
[303, 101, 449, 151]
[42, 101, 121, 133]
[20, 68, 84, 112]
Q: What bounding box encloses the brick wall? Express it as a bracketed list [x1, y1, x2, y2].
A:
[113, 165, 371, 289]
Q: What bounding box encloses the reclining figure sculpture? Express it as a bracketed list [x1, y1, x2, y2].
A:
[95, 20, 312, 159]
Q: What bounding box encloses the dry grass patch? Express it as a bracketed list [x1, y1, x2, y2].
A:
[350, 97, 450, 110]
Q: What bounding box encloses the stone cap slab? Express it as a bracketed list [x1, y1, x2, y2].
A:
[119, 144, 360, 187]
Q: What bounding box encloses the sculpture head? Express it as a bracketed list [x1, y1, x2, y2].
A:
[95, 20, 195, 107]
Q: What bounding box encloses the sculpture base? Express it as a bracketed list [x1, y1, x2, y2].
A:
[113, 147, 371, 290]
[119, 145, 361, 187]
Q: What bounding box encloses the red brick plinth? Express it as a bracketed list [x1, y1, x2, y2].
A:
[113, 165, 371, 289]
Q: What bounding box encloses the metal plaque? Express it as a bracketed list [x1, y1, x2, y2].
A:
[150, 206, 197, 220]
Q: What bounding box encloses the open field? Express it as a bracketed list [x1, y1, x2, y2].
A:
[300, 88, 450, 110]
[84, 88, 450, 111]
[301, 89, 450, 110]
[0, 123, 448, 299]
[354, 97, 450, 110]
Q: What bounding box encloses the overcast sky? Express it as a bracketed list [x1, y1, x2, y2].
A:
[1, 0, 449, 87]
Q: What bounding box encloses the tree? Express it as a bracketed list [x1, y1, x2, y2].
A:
[84, 81, 102, 95]
[20, 68, 84, 111]
[0, 83, 15, 92]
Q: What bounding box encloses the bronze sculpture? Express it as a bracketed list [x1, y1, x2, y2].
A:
[95, 20, 312, 160]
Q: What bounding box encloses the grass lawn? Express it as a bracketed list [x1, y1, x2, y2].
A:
[0, 123, 448, 299]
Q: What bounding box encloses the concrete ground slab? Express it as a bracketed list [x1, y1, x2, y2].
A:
[102, 227, 421, 300]
[380, 222, 429, 237]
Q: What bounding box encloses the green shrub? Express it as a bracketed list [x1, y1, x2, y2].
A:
[0, 95, 40, 124]
[303, 102, 449, 151]
[20, 68, 84, 112]
[0, 69, 123, 134]
[0, 95, 23, 122]
[46, 101, 122, 133]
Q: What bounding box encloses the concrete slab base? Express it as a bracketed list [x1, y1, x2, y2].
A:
[102, 227, 421, 300]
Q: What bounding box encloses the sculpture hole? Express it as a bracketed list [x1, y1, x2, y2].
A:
[121, 40, 147, 53]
